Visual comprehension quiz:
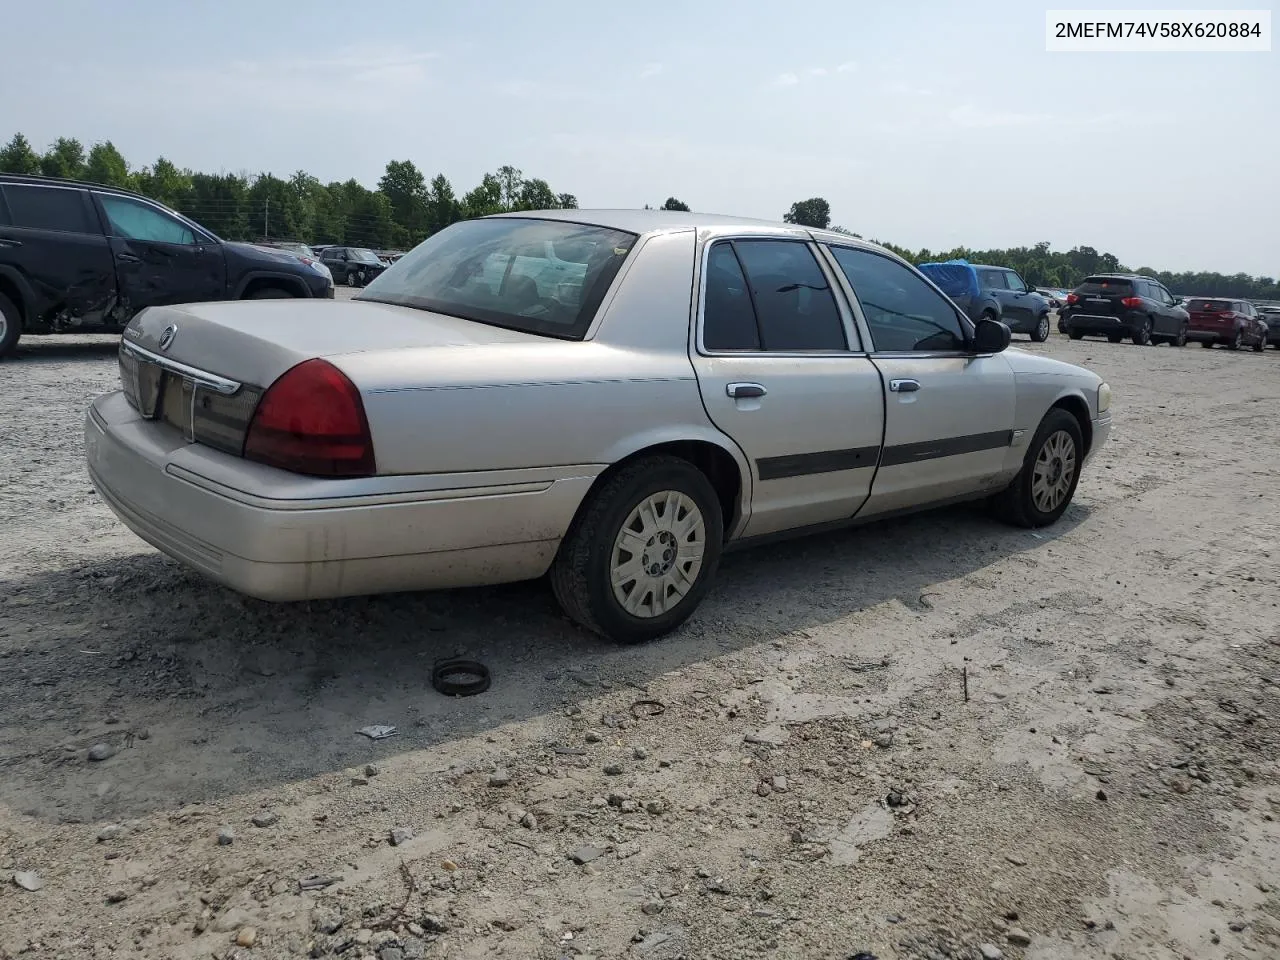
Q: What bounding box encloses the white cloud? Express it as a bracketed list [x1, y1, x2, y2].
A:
[771, 62, 855, 87]
[639, 62, 664, 79]
[808, 67, 828, 77]
[773, 72, 800, 87]
[836, 61, 857, 73]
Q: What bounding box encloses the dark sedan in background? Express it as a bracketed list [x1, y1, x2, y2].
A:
[320, 246, 390, 286]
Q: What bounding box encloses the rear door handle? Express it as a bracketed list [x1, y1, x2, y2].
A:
[727, 382, 767, 399]
[889, 379, 920, 393]
[116, 252, 141, 263]
[0, 238, 21, 248]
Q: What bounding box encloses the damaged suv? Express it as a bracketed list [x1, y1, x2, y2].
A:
[0, 174, 334, 358]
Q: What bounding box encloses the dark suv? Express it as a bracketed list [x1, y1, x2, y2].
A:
[916, 260, 1052, 342]
[0, 175, 334, 358]
[320, 246, 390, 287]
[1060, 274, 1189, 346]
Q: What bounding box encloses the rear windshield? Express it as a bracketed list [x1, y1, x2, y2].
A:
[917, 263, 977, 298]
[1075, 277, 1133, 295]
[1187, 299, 1234, 312]
[359, 217, 638, 339]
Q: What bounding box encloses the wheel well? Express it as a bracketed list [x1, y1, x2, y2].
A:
[241, 276, 304, 299]
[1050, 394, 1092, 456]
[0, 275, 26, 327]
[591, 441, 743, 539]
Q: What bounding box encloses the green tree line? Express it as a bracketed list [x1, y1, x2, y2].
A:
[2, 135, 1274, 300]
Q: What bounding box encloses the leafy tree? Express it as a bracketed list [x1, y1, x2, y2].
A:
[133, 157, 191, 208]
[661, 197, 690, 211]
[462, 172, 504, 219]
[556, 193, 578, 209]
[0, 133, 41, 174]
[783, 197, 831, 229]
[179, 172, 250, 240]
[516, 177, 558, 211]
[426, 174, 463, 233]
[829, 224, 861, 237]
[40, 137, 86, 179]
[85, 141, 131, 187]
[378, 159, 429, 244]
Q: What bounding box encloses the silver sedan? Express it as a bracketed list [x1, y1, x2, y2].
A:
[86, 210, 1113, 643]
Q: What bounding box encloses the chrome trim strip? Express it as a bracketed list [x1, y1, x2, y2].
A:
[119, 341, 241, 395]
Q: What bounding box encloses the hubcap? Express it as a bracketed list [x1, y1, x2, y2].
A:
[1031, 430, 1077, 514]
[0, 314, 7, 341]
[610, 491, 706, 619]
[1038, 318, 1048, 338]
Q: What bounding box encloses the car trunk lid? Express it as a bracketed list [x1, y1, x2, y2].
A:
[1186, 298, 1237, 331]
[117, 298, 555, 458]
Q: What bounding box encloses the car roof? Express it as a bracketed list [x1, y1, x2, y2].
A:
[0, 172, 154, 203]
[486, 208, 905, 259]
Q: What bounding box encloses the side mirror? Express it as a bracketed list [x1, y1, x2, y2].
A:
[972, 317, 1011, 354]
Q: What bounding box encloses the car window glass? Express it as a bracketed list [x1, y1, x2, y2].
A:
[829, 246, 967, 352]
[729, 240, 846, 351]
[1005, 272, 1026, 292]
[99, 195, 196, 244]
[978, 269, 1008, 290]
[703, 242, 761, 351]
[4, 185, 95, 234]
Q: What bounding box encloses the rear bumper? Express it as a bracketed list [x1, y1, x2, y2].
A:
[1064, 312, 1138, 335]
[1186, 325, 1234, 343]
[85, 391, 600, 602]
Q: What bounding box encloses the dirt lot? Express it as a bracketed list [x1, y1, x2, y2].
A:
[1, 316, 1278, 960]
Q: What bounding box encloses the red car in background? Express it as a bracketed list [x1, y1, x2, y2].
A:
[1185, 298, 1269, 352]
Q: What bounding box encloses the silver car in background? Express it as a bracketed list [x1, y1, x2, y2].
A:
[86, 211, 1112, 643]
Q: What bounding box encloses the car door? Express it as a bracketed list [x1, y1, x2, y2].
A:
[1150, 281, 1184, 337]
[823, 244, 1017, 517]
[322, 247, 348, 281]
[0, 181, 116, 328]
[688, 235, 887, 538]
[977, 268, 1012, 323]
[1001, 270, 1037, 329]
[93, 192, 226, 315]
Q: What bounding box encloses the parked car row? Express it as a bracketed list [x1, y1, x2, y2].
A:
[1058, 273, 1278, 351]
[916, 260, 1053, 343]
[83, 209, 1113, 644]
[0, 174, 334, 357]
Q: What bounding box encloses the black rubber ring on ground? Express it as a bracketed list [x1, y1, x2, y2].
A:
[431, 658, 491, 697]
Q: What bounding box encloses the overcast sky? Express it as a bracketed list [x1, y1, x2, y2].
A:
[5, 1, 1276, 276]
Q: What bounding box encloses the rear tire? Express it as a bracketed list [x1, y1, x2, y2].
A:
[1108, 334, 1123, 343]
[1200, 340, 1214, 348]
[1069, 330, 1084, 340]
[1172, 325, 1188, 347]
[1228, 330, 1242, 351]
[0, 291, 20, 359]
[1030, 313, 1050, 343]
[1132, 317, 1153, 346]
[549, 455, 724, 644]
[1253, 338, 1265, 352]
[991, 408, 1084, 529]
[246, 287, 295, 299]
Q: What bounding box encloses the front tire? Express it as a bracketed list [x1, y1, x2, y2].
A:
[1228, 330, 1242, 351]
[991, 408, 1084, 529]
[1252, 336, 1264, 353]
[1172, 325, 1188, 347]
[550, 455, 724, 644]
[246, 287, 295, 299]
[0, 291, 21, 359]
[1031, 313, 1050, 343]
[1069, 329, 1084, 340]
[1201, 340, 1214, 348]
[347, 270, 364, 287]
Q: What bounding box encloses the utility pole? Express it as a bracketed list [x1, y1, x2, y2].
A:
[265, 198, 270, 239]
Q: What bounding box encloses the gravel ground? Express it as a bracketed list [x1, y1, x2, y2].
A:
[1, 316, 1278, 960]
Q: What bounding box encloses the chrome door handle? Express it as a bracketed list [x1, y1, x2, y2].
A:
[727, 382, 767, 399]
[889, 379, 920, 393]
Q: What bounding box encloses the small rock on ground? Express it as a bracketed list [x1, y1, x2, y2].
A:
[251, 812, 278, 828]
[87, 743, 115, 762]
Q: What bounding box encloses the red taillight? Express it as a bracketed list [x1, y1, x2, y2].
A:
[1120, 296, 1143, 308]
[243, 359, 376, 477]
[1066, 293, 1079, 305]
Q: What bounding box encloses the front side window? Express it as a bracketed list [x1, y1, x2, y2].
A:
[349, 248, 382, 264]
[359, 217, 636, 339]
[99, 194, 196, 245]
[1004, 271, 1027, 293]
[829, 246, 968, 353]
[3, 185, 95, 234]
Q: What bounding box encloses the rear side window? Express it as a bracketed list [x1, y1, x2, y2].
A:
[3, 184, 95, 234]
[1075, 277, 1133, 295]
[977, 269, 1008, 290]
[730, 240, 847, 351]
[830, 246, 968, 352]
[703, 242, 760, 350]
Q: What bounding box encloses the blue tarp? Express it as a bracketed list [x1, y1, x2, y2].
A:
[918, 261, 978, 299]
